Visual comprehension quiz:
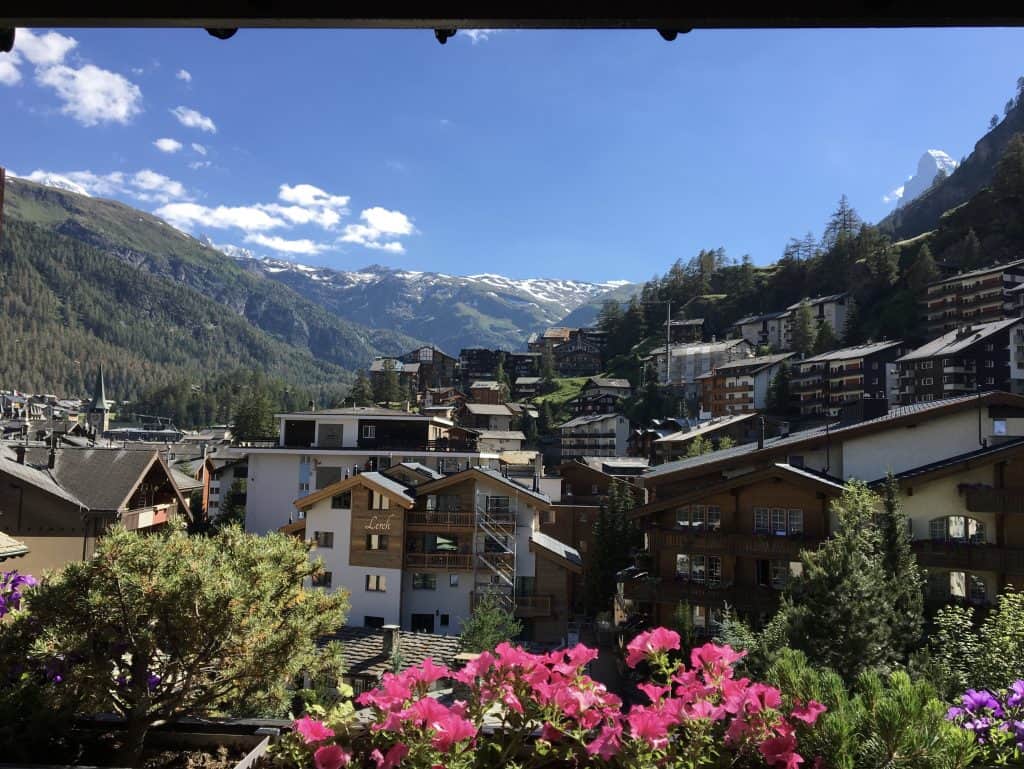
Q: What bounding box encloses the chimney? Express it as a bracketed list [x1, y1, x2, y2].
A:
[757, 415, 766, 450]
[48, 444, 57, 470]
[14, 446, 26, 465]
[382, 624, 400, 656]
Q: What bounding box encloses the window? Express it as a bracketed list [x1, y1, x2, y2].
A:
[449, 574, 459, 587]
[298, 482, 310, 493]
[969, 575, 987, 603]
[676, 553, 690, 578]
[691, 505, 706, 530]
[365, 574, 386, 592]
[707, 556, 722, 586]
[769, 561, 788, 590]
[541, 509, 555, 525]
[676, 505, 690, 528]
[920, 361, 933, 370]
[413, 573, 437, 590]
[706, 505, 721, 531]
[754, 507, 770, 534]
[921, 377, 934, 386]
[312, 571, 332, 588]
[366, 534, 389, 550]
[362, 425, 376, 439]
[788, 509, 803, 536]
[987, 377, 996, 385]
[985, 343, 995, 352]
[440, 613, 450, 627]
[369, 490, 390, 510]
[486, 496, 511, 514]
[313, 531, 334, 548]
[691, 555, 706, 584]
[985, 360, 995, 368]
[331, 491, 352, 509]
[770, 508, 787, 536]
[364, 616, 385, 628]
[995, 419, 1008, 435]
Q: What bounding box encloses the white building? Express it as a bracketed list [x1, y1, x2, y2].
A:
[558, 413, 631, 460]
[242, 407, 500, 534]
[650, 339, 755, 390]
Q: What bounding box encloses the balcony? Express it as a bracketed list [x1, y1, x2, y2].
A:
[911, 540, 1005, 572]
[405, 552, 474, 571]
[407, 511, 475, 529]
[965, 488, 1024, 514]
[121, 502, 178, 531]
[621, 577, 780, 613]
[659, 530, 811, 558]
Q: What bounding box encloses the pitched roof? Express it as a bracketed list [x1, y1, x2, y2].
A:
[586, 377, 632, 389]
[643, 392, 1024, 481]
[294, 471, 416, 510]
[0, 531, 29, 560]
[170, 466, 204, 493]
[89, 366, 108, 413]
[395, 462, 444, 481]
[897, 318, 1021, 361]
[0, 444, 84, 506]
[530, 530, 583, 573]
[659, 339, 751, 356]
[785, 292, 847, 310]
[415, 466, 552, 508]
[23, 447, 184, 512]
[369, 359, 420, 374]
[733, 310, 791, 326]
[712, 352, 795, 374]
[654, 412, 760, 444]
[464, 403, 513, 416]
[515, 377, 542, 385]
[558, 413, 622, 429]
[927, 258, 1024, 288]
[798, 340, 903, 365]
[470, 380, 503, 390]
[475, 430, 527, 441]
[326, 626, 461, 681]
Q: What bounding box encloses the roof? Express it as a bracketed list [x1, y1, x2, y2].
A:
[499, 450, 540, 466]
[395, 462, 443, 481]
[654, 412, 760, 444]
[463, 403, 513, 416]
[733, 310, 791, 326]
[643, 391, 1024, 482]
[294, 471, 416, 510]
[666, 318, 705, 326]
[415, 466, 552, 508]
[170, 466, 204, 493]
[0, 531, 29, 560]
[275, 406, 426, 418]
[798, 340, 904, 365]
[927, 258, 1024, 288]
[586, 377, 632, 389]
[659, 339, 751, 356]
[897, 318, 1022, 362]
[712, 352, 794, 374]
[326, 626, 460, 681]
[558, 412, 622, 429]
[89, 366, 108, 413]
[633, 463, 846, 518]
[23, 447, 186, 512]
[869, 436, 1024, 486]
[369, 359, 419, 374]
[0, 444, 84, 506]
[475, 430, 527, 441]
[470, 380, 503, 390]
[530, 530, 583, 573]
[515, 377, 542, 385]
[785, 293, 847, 311]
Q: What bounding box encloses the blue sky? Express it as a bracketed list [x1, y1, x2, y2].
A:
[2, 26, 1023, 282]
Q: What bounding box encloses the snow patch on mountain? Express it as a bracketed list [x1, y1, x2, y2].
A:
[885, 149, 959, 207]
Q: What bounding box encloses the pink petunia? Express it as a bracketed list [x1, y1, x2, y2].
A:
[294, 715, 335, 744]
[690, 642, 746, 672]
[627, 706, 672, 750]
[430, 712, 478, 751]
[371, 743, 409, 769]
[313, 744, 351, 769]
[586, 722, 623, 761]
[411, 657, 450, 686]
[791, 699, 827, 725]
[760, 734, 803, 769]
[625, 627, 682, 668]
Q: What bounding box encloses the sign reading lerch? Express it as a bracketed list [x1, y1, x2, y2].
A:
[366, 514, 395, 532]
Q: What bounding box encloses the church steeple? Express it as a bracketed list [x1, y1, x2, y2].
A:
[88, 366, 110, 435]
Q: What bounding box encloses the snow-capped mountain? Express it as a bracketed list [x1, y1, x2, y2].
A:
[218, 253, 633, 353]
[888, 150, 959, 208]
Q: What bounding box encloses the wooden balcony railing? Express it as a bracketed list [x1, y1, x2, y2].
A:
[404, 552, 474, 571]
[407, 511, 475, 529]
[965, 488, 1024, 514]
[911, 540, 1005, 572]
[122, 502, 177, 531]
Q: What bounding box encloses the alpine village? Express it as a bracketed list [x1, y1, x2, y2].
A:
[6, 36, 1024, 769]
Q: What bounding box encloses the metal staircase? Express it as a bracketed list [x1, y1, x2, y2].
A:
[473, 500, 517, 612]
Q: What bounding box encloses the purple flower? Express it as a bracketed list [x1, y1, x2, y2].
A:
[964, 689, 1003, 716]
[147, 673, 161, 692]
[116, 675, 128, 689]
[1009, 681, 1024, 708]
[947, 706, 965, 720]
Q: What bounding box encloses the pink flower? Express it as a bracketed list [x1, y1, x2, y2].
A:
[313, 745, 351, 769]
[540, 721, 563, 742]
[760, 734, 803, 768]
[745, 683, 783, 713]
[431, 712, 477, 751]
[586, 722, 623, 760]
[625, 627, 681, 668]
[294, 715, 335, 744]
[637, 682, 670, 703]
[690, 642, 746, 672]
[371, 743, 409, 769]
[627, 706, 672, 750]
[791, 699, 827, 725]
[411, 657, 450, 686]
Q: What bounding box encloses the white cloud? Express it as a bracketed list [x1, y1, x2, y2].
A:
[131, 67, 144, 75]
[154, 202, 287, 232]
[461, 29, 500, 44]
[0, 52, 21, 86]
[191, 142, 207, 155]
[153, 137, 183, 153]
[36, 64, 143, 126]
[171, 105, 216, 133]
[243, 233, 329, 255]
[176, 68, 192, 82]
[16, 28, 77, 66]
[130, 169, 188, 202]
[188, 160, 212, 170]
[278, 183, 349, 209]
[883, 185, 905, 204]
[340, 206, 415, 253]
[18, 168, 190, 204]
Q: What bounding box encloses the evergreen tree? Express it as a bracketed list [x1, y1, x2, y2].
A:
[583, 480, 639, 615]
[960, 229, 984, 271]
[766, 362, 792, 416]
[383, 359, 403, 404]
[991, 114, 1000, 130]
[878, 473, 925, 658]
[822, 195, 864, 251]
[812, 320, 839, 354]
[232, 385, 276, 441]
[520, 408, 539, 447]
[842, 297, 864, 346]
[494, 352, 510, 400]
[994, 133, 1024, 198]
[783, 481, 899, 682]
[1006, 99, 1016, 118]
[350, 371, 374, 406]
[540, 345, 557, 381]
[790, 303, 816, 356]
[215, 479, 247, 529]
[458, 592, 523, 653]
[537, 399, 555, 436]
[906, 244, 939, 294]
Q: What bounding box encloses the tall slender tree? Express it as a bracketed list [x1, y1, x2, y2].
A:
[790, 303, 817, 357]
[878, 473, 925, 658]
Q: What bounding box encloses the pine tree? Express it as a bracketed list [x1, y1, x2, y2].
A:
[520, 408, 539, 447]
[537, 399, 555, 436]
[1006, 99, 1016, 118]
[994, 133, 1024, 199]
[991, 114, 1000, 130]
[350, 371, 374, 406]
[766, 362, 792, 416]
[232, 386, 276, 441]
[494, 353, 510, 401]
[812, 320, 839, 354]
[584, 480, 639, 615]
[906, 244, 939, 294]
[783, 481, 899, 682]
[790, 303, 816, 356]
[459, 593, 523, 652]
[540, 345, 557, 381]
[878, 473, 925, 658]
[842, 298, 864, 346]
[822, 195, 863, 251]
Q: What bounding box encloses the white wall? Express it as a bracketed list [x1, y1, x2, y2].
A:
[401, 574, 473, 635]
[305, 500, 402, 628]
[245, 452, 306, 534]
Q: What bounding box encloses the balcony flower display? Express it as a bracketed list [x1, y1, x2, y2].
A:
[270, 628, 824, 768]
[947, 682, 1024, 764]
